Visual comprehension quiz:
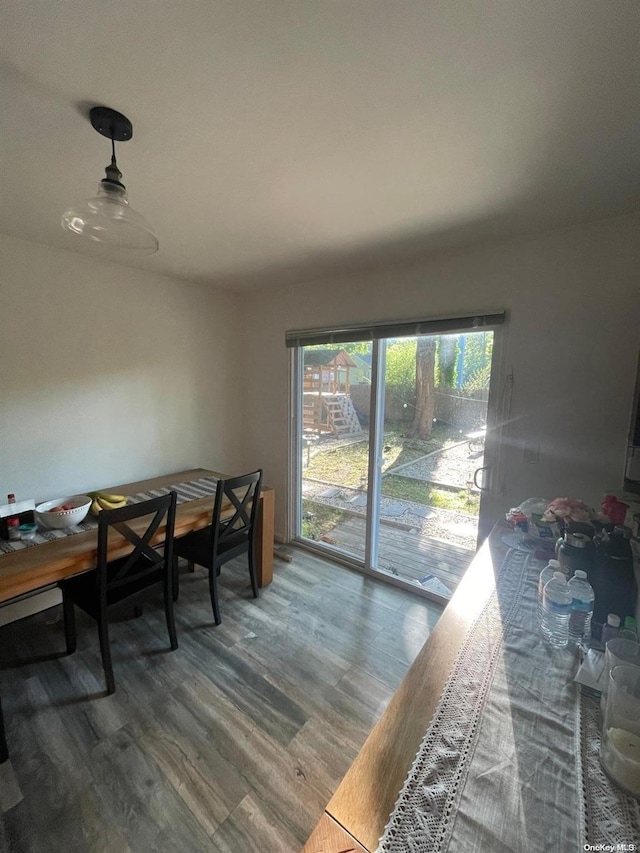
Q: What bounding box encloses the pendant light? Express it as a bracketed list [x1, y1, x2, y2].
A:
[61, 106, 159, 254]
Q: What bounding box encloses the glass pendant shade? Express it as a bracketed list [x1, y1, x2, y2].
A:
[61, 180, 159, 254]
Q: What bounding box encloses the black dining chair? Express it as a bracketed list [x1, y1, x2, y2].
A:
[173, 470, 263, 625]
[60, 491, 178, 695]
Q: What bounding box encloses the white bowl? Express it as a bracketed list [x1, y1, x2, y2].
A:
[35, 495, 92, 529]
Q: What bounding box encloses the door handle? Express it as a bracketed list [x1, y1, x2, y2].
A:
[473, 466, 489, 492]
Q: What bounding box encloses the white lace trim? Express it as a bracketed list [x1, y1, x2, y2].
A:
[580, 694, 640, 844]
[378, 548, 529, 853]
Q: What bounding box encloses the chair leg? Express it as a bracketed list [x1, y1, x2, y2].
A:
[164, 581, 178, 651]
[208, 567, 222, 626]
[97, 616, 116, 695]
[172, 555, 179, 602]
[188, 561, 196, 573]
[248, 544, 259, 599]
[62, 592, 77, 655]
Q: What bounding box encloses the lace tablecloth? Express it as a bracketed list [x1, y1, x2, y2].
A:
[0, 477, 218, 555]
[379, 548, 640, 853]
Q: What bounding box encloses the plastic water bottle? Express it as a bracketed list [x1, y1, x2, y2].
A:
[541, 572, 572, 648]
[537, 559, 561, 631]
[567, 569, 594, 645]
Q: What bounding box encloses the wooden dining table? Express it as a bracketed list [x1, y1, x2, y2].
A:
[0, 468, 275, 606]
[301, 530, 502, 853]
[0, 468, 275, 804]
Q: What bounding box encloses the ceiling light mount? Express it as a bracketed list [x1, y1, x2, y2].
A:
[89, 106, 133, 142]
[61, 105, 159, 254]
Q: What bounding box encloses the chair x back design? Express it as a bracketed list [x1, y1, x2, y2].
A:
[173, 470, 263, 624]
[60, 491, 178, 694]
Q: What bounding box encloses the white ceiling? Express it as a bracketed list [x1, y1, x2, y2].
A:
[1, 1, 639, 291]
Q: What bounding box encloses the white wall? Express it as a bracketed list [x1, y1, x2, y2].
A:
[2, 215, 640, 591]
[242, 215, 640, 538]
[0, 233, 244, 503]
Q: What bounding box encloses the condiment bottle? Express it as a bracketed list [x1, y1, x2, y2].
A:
[5, 493, 19, 542]
[7, 517, 20, 541]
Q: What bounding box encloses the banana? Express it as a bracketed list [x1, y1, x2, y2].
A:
[89, 492, 128, 514]
[97, 492, 127, 504]
[97, 496, 127, 511]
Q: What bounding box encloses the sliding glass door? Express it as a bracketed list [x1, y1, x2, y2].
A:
[297, 344, 372, 561]
[371, 332, 493, 598]
[291, 320, 500, 602]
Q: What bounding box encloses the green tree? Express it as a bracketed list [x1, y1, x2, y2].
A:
[462, 332, 493, 380]
[460, 332, 493, 393]
[341, 342, 370, 356]
[385, 339, 416, 388]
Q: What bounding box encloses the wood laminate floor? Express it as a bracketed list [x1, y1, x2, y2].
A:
[0, 550, 442, 853]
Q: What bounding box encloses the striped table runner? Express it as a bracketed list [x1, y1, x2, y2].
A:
[0, 477, 218, 555]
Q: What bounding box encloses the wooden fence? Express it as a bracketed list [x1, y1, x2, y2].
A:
[350, 384, 487, 431]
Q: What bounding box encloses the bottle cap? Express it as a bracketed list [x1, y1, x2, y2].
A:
[607, 614, 621, 627]
[573, 570, 587, 579]
[7, 517, 18, 527]
[549, 559, 560, 568]
[553, 571, 565, 580]
[624, 616, 637, 630]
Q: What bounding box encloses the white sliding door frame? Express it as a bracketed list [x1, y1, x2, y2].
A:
[364, 339, 386, 571]
[288, 347, 303, 543]
[288, 320, 507, 604]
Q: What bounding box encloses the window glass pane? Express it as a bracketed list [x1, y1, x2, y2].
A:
[299, 343, 372, 561]
[293, 330, 496, 604]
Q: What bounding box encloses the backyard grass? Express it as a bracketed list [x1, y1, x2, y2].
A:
[301, 478, 478, 542]
[300, 423, 480, 551]
[381, 475, 479, 514]
[303, 424, 456, 487]
[302, 424, 479, 522]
